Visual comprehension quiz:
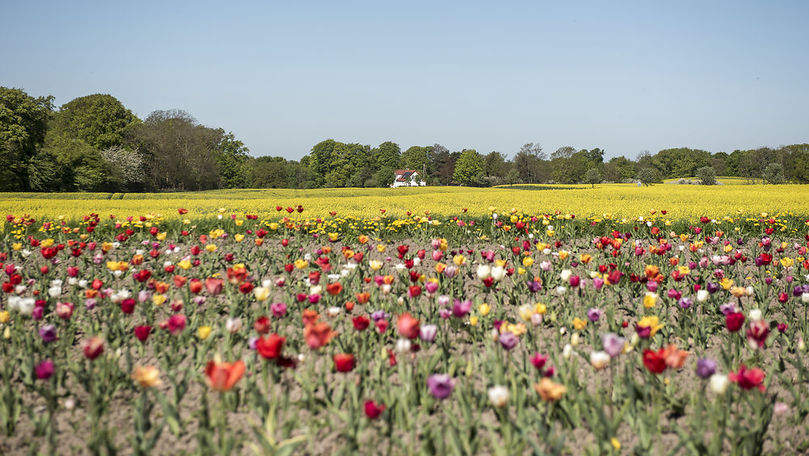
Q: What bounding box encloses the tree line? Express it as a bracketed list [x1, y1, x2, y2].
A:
[2, 86, 807, 192]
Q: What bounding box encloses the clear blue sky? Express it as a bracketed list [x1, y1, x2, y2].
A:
[2, 0, 808, 160]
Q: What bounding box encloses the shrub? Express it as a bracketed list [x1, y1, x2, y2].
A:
[637, 168, 662, 186]
[763, 163, 786, 184]
[696, 166, 717, 185]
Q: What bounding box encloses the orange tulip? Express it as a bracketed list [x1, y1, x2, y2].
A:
[355, 292, 370, 304]
[663, 344, 688, 369]
[204, 360, 245, 392]
[326, 282, 343, 296]
[304, 322, 337, 350]
[302, 309, 320, 326]
[534, 378, 567, 401]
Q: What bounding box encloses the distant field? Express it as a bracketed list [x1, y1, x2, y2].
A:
[662, 176, 754, 185]
[1, 183, 807, 221]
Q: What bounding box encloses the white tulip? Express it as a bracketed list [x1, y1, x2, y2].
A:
[476, 265, 491, 280]
[709, 374, 729, 394]
[590, 351, 610, 370]
[488, 385, 509, 408]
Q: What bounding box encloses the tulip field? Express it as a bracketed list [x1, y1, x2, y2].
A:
[2, 192, 809, 455]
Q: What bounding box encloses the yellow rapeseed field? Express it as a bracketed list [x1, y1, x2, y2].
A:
[0, 184, 807, 222]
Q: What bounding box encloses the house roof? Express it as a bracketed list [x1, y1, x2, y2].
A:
[395, 170, 416, 182]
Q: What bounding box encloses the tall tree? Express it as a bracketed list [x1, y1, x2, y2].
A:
[374, 141, 401, 170]
[0, 87, 54, 190]
[52, 94, 139, 150]
[453, 149, 483, 185]
[126, 110, 221, 191]
[214, 131, 250, 188]
[401, 145, 431, 174]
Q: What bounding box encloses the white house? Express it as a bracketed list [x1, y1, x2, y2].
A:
[391, 169, 426, 188]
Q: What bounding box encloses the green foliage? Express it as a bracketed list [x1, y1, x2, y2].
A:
[401, 146, 430, 173]
[127, 110, 221, 191]
[373, 166, 396, 188]
[637, 167, 662, 186]
[583, 168, 601, 187]
[452, 149, 483, 185]
[374, 141, 401, 170]
[696, 166, 717, 185]
[215, 131, 250, 189]
[52, 94, 139, 150]
[763, 162, 786, 184]
[0, 87, 54, 190]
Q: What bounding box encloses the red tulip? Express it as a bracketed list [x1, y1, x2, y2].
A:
[167, 314, 187, 335]
[746, 320, 770, 348]
[726, 312, 745, 332]
[256, 334, 285, 360]
[364, 400, 385, 419]
[82, 337, 104, 360]
[729, 365, 766, 391]
[120, 298, 136, 314]
[333, 353, 356, 372]
[134, 325, 152, 342]
[397, 313, 420, 339]
[254, 316, 271, 335]
[352, 316, 370, 331]
[642, 348, 667, 374]
[205, 278, 224, 295]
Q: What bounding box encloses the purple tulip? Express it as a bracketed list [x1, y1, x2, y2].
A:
[248, 336, 258, 350]
[499, 332, 518, 350]
[35, 360, 55, 380]
[439, 308, 452, 319]
[371, 310, 388, 321]
[706, 282, 719, 294]
[527, 281, 542, 293]
[587, 308, 602, 322]
[678, 297, 693, 309]
[602, 333, 625, 358]
[39, 324, 58, 343]
[719, 302, 736, 316]
[696, 358, 717, 379]
[427, 374, 455, 400]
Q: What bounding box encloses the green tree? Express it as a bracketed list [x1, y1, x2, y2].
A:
[763, 162, 786, 184]
[308, 139, 340, 187]
[52, 94, 139, 150]
[401, 146, 431, 174]
[0, 87, 54, 190]
[452, 149, 483, 185]
[514, 143, 545, 184]
[696, 166, 717, 185]
[584, 168, 601, 188]
[125, 110, 221, 191]
[637, 167, 662, 186]
[373, 166, 396, 187]
[483, 151, 508, 180]
[374, 141, 401, 171]
[214, 131, 250, 188]
[40, 133, 110, 191]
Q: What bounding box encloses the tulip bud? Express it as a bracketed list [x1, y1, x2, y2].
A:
[709, 374, 729, 394]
